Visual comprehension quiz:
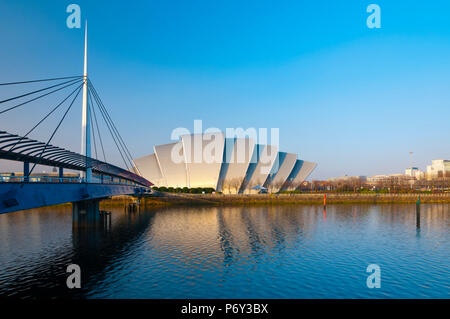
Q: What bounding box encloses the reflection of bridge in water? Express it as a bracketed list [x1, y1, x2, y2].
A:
[0, 205, 156, 298]
[0, 23, 152, 219]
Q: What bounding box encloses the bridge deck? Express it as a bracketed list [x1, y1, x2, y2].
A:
[0, 182, 149, 214]
[0, 130, 152, 187]
[0, 130, 153, 214]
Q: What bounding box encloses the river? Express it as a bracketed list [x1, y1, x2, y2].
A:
[0, 204, 448, 298]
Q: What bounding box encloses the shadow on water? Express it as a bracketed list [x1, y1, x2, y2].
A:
[70, 208, 157, 298]
[0, 205, 156, 299]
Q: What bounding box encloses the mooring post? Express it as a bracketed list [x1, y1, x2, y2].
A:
[416, 195, 421, 229]
[323, 193, 327, 208]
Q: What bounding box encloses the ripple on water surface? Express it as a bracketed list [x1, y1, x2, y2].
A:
[0, 204, 449, 298]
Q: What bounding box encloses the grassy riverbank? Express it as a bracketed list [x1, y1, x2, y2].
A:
[37, 193, 450, 212]
[131, 193, 450, 207]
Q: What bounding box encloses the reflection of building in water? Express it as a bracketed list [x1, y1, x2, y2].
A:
[147, 206, 326, 266]
[424, 204, 449, 231]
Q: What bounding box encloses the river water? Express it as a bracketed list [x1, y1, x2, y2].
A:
[0, 204, 449, 299]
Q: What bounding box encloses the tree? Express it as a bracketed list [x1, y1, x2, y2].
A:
[273, 180, 285, 193]
[222, 179, 233, 194]
[229, 177, 244, 194]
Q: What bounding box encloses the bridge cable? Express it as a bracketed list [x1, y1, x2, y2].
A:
[88, 80, 141, 175]
[87, 81, 133, 166]
[0, 78, 82, 105]
[88, 84, 128, 169]
[9, 83, 85, 153]
[87, 84, 130, 170]
[90, 87, 134, 170]
[27, 85, 83, 177]
[88, 81, 138, 171]
[88, 92, 98, 160]
[0, 78, 82, 115]
[0, 75, 83, 86]
[88, 89, 107, 162]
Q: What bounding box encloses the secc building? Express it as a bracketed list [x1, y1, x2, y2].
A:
[133, 132, 316, 194]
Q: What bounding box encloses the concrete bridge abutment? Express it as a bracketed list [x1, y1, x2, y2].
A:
[72, 199, 101, 227]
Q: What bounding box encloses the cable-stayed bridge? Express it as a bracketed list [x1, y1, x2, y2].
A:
[0, 24, 152, 216]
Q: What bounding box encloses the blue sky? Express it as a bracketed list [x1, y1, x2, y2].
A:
[1, 0, 450, 179]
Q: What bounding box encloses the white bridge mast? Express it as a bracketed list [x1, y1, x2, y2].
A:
[81, 21, 92, 182]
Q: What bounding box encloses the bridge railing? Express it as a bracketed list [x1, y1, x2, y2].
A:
[0, 131, 153, 187]
[0, 174, 140, 186]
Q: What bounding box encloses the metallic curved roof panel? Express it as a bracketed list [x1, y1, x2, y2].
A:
[240, 144, 278, 193]
[182, 132, 225, 188]
[154, 142, 188, 188]
[290, 160, 317, 190]
[218, 137, 255, 193]
[265, 152, 297, 192]
[133, 153, 164, 187]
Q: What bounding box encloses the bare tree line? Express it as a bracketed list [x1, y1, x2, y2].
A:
[301, 173, 450, 193]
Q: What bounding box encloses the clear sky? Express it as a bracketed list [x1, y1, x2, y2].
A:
[1, 0, 450, 179]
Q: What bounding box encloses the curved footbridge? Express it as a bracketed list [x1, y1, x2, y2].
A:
[0, 131, 153, 215]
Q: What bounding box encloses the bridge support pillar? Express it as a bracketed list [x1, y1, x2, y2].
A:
[72, 199, 101, 227]
[59, 167, 64, 181]
[23, 162, 29, 182]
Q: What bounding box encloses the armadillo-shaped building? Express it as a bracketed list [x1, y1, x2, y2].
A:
[133, 133, 316, 193]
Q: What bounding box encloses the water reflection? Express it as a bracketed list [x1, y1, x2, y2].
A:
[416, 203, 421, 238]
[0, 203, 449, 298]
[0, 206, 155, 298]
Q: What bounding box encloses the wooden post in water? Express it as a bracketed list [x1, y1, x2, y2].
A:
[323, 194, 327, 208]
[416, 195, 421, 229]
